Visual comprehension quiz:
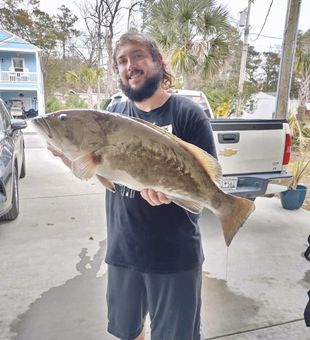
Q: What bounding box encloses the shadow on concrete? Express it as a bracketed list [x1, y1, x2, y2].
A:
[299, 270, 310, 289]
[201, 274, 259, 337]
[10, 240, 114, 340]
[11, 241, 259, 340]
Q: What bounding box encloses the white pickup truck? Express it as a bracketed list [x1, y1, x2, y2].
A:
[106, 90, 292, 200]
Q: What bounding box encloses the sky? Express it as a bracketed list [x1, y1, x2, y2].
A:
[39, 0, 310, 53]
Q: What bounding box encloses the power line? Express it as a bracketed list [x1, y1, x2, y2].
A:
[251, 0, 274, 41]
[250, 33, 282, 40]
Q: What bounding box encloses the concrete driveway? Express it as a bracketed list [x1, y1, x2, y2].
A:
[0, 126, 309, 340]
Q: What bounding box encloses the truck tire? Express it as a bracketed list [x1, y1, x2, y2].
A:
[0, 168, 19, 221]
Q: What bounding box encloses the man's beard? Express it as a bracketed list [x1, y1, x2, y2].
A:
[119, 69, 163, 102]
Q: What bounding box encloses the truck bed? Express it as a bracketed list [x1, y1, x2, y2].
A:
[210, 119, 292, 199]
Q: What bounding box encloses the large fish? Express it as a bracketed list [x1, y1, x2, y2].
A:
[32, 109, 255, 246]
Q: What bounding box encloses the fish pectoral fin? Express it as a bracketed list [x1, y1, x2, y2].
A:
[96, 175, 116, 192]
[71, 153, 99, 180]
[168, 196, 204, 214]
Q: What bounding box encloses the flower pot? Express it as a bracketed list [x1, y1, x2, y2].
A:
[280, 184, 307, 210]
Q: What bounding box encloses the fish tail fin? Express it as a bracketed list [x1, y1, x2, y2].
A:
[218, 195, 255, 247]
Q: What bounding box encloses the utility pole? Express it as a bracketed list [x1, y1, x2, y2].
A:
[97, 41, 102, 111]
[97, 65, 101, 110]
[236, 0, 253, 117]
[274, 0, 302, 119]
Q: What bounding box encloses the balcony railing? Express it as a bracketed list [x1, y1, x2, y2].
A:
[0, 71, 38, 83]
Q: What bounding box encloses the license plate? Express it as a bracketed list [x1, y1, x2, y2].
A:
[220, 177, 238, 191]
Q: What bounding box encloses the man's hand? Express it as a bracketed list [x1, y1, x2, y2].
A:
[140, 189, 171, 206]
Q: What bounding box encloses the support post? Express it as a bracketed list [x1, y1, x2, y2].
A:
[274, 0, 302, 119]
[236, 0, 253, 117]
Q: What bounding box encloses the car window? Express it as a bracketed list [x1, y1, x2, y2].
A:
[183, 95, 207, 108]
[0, 103, 11, 130]
[181, 95, 211, 118]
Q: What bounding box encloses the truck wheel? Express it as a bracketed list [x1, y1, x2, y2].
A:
[0, 168, 19, 221]
[20, 149, 26, 178]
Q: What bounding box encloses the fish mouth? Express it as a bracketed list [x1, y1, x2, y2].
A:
[32, 117, 54, 139]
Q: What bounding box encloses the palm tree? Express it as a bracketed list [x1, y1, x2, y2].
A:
[294, 47, 310, 123]
[144, 0, 230, 89]
[66, 66, 103, 109]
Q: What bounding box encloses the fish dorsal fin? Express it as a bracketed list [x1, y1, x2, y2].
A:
[131, 117, 176, 139]
[72, 152, 100, 180]
[177, 139, 222, 184]
[131, 117, 222, 184]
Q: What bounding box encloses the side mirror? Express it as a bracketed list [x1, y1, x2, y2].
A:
[11, 118, 27, 131]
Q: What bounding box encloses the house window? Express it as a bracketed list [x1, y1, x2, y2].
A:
[12, 58, 24, 72]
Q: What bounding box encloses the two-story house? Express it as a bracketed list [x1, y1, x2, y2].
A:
[0, 29, 45, 117]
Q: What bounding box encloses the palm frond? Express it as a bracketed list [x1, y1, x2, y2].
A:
[191, 40, 209, 63]
[170, 47, 197, 74]
[288, 113, 310, 152]
[202, 37, 229, 77]
[295, 47, 310, 75]
[146, 0, 231, 86]
[289, 157, 310, 189]
[202, 5, 230, 36]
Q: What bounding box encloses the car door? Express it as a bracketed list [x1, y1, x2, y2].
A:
[0, 103, 15, 213]
[2, 102, 23, 173]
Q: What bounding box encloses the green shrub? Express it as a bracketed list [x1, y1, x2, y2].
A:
[64, 94, 87, 109]
[46, 97, 64, 113]
[206, 88, 232, 118]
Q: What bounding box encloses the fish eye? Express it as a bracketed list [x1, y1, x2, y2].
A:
[58, 114, 67, 121]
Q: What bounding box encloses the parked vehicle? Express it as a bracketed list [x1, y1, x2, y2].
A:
[0, 99, 27, 220]
[171, 89, 213, 117]
[211, 119, 291, 199]
[106, 90, 292, 200]
[9, 99, 26, 119]
[105, 89, 213, 118]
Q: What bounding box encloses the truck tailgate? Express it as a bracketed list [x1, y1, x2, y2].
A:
[211, 119, 287, 175]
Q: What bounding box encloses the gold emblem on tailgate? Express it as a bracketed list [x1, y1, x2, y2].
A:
[219, 148, 238, 157]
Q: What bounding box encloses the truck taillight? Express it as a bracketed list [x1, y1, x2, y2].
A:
[283, 133, 291, 165]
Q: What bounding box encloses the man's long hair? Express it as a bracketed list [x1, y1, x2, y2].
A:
[112, 32, 173, 89]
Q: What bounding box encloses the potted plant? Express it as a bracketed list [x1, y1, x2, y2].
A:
[280, 157, 310, 209]
[280, 114, 310, 209]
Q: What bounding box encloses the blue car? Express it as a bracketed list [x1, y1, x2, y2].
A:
[0, 99, 27, 220]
